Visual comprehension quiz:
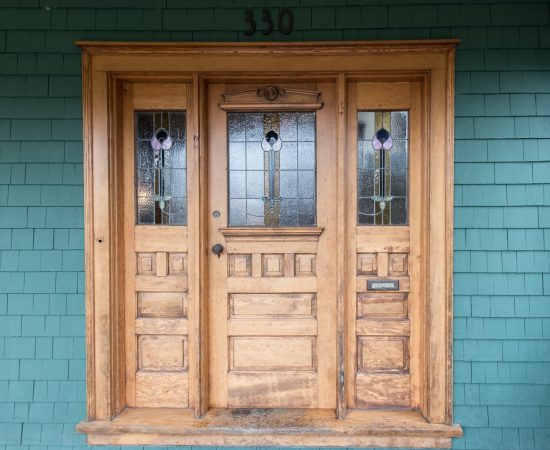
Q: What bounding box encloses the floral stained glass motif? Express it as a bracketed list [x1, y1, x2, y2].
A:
[135, 111, 187, 225]
[357, 111, 408, 225]
[228, 112, 316, 227]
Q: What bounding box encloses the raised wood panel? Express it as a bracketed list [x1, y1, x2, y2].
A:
[137, 292, 187, 318]
[230, 337, 316, 371]
[389, 253, 409, 276]
[134, 226, 188, 252]
[228, 254, 252, 277]
[227, 277, 317, 293]
[358, 337, 409, 372]
[295, 254, 316, 276]
[138, 335, 187, 371]
[134, 275, 187, 292]
[228, 318, 317, 336]
[135, 318, 188, 335]
[357, 253, 377, 275]
[135, 372, 188, 408]
[357, 293, 408, 319]
[262, 254, 285, 277]
[137, 253, 155, 275]
[356, 319, 410, 337]
[168, 253, 187, 275]
[227, 372, 317, 408]
[230, 293, 316, 318]
[356, 227, 410, 253]
[356, 373, 410, 407]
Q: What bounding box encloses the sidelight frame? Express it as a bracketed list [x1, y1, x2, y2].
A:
[77, 40, 460, 448]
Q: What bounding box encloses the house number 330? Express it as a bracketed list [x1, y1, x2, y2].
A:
[244, 9, 294, 35]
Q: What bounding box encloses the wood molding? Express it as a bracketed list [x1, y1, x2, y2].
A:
[220, 227, 324, 239]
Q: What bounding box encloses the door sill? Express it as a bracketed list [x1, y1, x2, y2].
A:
[77, 407, 462, 448]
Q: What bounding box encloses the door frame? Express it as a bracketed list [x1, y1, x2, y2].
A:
[77, 40, 461, 447]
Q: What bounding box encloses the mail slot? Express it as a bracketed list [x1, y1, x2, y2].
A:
[367, 279, 400, 291]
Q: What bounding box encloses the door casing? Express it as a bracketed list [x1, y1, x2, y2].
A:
[77, 40, 460, 448]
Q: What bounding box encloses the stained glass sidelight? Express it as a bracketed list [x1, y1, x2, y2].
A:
[357, 111, 408, 225]
[135, 111, 187, 225]
[228, 112, 316, 226]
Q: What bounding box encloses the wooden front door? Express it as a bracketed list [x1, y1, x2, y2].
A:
[207, 82, 337, 409]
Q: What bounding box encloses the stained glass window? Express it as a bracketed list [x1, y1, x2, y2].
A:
[357, 111, 408, 225]
[135, 111, 187, 225]
[228, 112, 316, 227]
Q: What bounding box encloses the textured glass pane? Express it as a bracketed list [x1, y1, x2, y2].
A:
[298, 170, 315, 198]
[280, 171, 298, 198]
[391, 140, 407, 198]
[391, 111, 408, 139]
[229, 170, 246, 198]
[391, 197, 407, 224]
[228, 113, 246, 141]
[228, 111, 316, 226]
[246, 142, 264, 170]
[280, 198, 298, 226]
[280, 142, 297, 170]
[135, 111, 187, 225]
[298, 142, 315, 170]
[137, 195, 155, 224]
[229, 199, 246, 225]
[357, 110, 408, 225]
[246, 171, 264, 198]
[229, 142, 246, 170]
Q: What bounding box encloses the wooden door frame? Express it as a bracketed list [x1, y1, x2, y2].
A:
[77, 40, 461, 448]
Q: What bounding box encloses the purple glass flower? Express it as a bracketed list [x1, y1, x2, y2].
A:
[371, 128, 393, 151]
[151, 128, 173, 151]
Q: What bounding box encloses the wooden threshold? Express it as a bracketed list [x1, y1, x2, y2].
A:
[77, 407, 462, 447]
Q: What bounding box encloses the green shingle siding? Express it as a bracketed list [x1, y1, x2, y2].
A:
[0, 1, 549, 450]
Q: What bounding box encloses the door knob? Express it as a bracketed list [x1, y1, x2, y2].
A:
[212, 243, 224, 257]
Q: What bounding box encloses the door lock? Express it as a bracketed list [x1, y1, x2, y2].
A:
[211, 243, 224, 257]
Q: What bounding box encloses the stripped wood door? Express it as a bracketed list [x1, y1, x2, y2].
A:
[123, 82, 192, 408]
[346, 82, 425, 410]
[207, 83, 337, 408]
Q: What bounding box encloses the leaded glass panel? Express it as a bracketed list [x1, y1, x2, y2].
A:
[228, 112, 316, 227]
[135, 111, 187, 225]
[357, 111, 408, 225]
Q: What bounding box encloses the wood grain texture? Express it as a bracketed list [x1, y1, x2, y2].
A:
[356, 373, 410, 407]
[358, 337, 409, 372]
[357, 293, 408, 319]
[135, 372, 188, 407]
[228, 372, 317, 408]
[137, 292, 187, 318]
[230, 293, 315, 318]
[230, 337, 316, 370]
[138, 335, 186, 371]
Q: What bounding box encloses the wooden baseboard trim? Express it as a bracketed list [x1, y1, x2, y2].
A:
[78, 407, 462, 447]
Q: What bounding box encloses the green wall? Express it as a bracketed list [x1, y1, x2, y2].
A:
[0, 1, 549, 449]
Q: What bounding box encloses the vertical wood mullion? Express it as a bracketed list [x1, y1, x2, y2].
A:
[336, 73, 347, 419]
